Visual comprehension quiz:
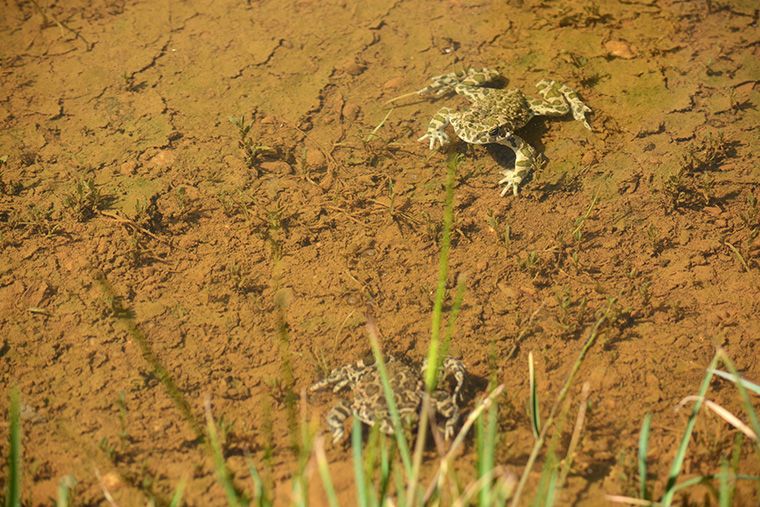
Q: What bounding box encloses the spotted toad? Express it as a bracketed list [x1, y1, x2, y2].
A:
[309, 355, 466, 443]
[417, 67, 592, 196]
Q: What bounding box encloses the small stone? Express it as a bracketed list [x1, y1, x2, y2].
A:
[342, 103, 361, 121]
[604, 39, 636, 59]
[305, 149, 326, 169]
[581, 151, 597, 166]
[260, 161, 293, 174]
[120, 160, 137, 175]
[100, 471, 124, 491]
[382, 76, 405, 90]
[340, 59, 366, 76]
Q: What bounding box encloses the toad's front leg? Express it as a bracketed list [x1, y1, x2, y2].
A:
[496, 134, 537, 196]
[325, 400, 352, 443]
[418, 107, 457, 150]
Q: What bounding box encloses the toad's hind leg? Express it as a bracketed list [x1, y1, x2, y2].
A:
[416, 67, 501, 97]
[496, 134, 537, 196]
[325, 400, 352, 443]
[431, 390, 461, 440]
[530, 80, 592, 130]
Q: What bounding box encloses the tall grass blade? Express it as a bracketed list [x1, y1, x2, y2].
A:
[314, 436, 339, 507]
[719, 457, 730, 507]
[57, 475, 77, 507]
[533, 452, 557, 507]
[168, 476, 187, 507]
[5, 386, 22, 507]
[352, 416, 369, 507]
[245, 450, 268, 507]
[554, 382, 591, 503]
[407, 395, 432, 507]
[365, 320, 413, 476]
[511, 300, 614, 507]
[477, 398, 499, 506]
[529, 352, 540, 440]
[714, 351, 760, 454]
[425, 148, 459, 393]
[424, 385, 506, 504]
[441, 273, 467, 361]
[204, 399, 246, 507]
[95, 273, 204, 440]
[637, 412, 652, 501]
[660, 352, 720, 506]
[712, 369, 760, 395]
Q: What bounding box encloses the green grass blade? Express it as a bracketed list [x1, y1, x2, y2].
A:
[204, 399, 246, 507]
[712, 369, 760, 395]
[394, 462, 407, 507]
[715, 351, 760, 455]
[529, 352, 540, 439]
[542, 464, 558, 507]
[719, 457, 731, 507]
[353, 416, 369, 507]
[245, 450, 268, 507]
[478, 397, 499, 506]
[638, 412, 652, 501]
[57, 475, 77, 507]
[668, 473, 759, 496]
[441, 273, 467, 361]
[378, 438, 391, 503]
[425, 148, 459, 393]
[5, 386, 21, 507]
[168, 476, 188, 507]
[365, 108, 394, 143]
[661, 352, 721, 506]
[314, 437, 339, 507]
[476, 407, 486, 504]
[365, 321, 413, 476]
[533, 452, 557, 507]
[511, 301, 613, 507]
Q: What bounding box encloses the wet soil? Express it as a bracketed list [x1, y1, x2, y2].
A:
[1, 0, 759, 505]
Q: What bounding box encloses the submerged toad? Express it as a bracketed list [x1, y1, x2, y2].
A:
[309, 355, 466, 443]
[417, 67, 592, 196]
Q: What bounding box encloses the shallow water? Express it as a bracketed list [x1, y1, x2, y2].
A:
[1, 0, 759, 504]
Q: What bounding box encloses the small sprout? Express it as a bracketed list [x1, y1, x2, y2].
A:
[570, 193, 598, 244]
[571, 250, 581, 273]
[504, 215, 511, 253]
[0, 156, 20, 195]
[522, 250, 541, 276]
[229, 115, 275, 173]
[174, 186, 188, 218]
[116, 391, 129, 446]
[98, 436, 116, 461]
[133, 195, 161, 232]
[63, 177, 104, 221]
[555, 287, 588, 337]
[388, 177, 395, 217]
[646, 223, 664, 254]
[25, 205, 61, 238]
[486, 209, 499, 231]
[122, 71, 137, 92]
[638, 281, 651, 308]
[726, 86, 738, 111]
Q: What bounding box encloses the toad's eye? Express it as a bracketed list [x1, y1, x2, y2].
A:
[488, 126, 503, 137]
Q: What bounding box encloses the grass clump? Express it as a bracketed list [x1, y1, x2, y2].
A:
[63, 177, 106, 221]
[229, 115, 276, 174]
[609, 349, 760, 506]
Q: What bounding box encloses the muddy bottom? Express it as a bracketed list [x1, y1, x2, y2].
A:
[1, 0, 759, 505]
